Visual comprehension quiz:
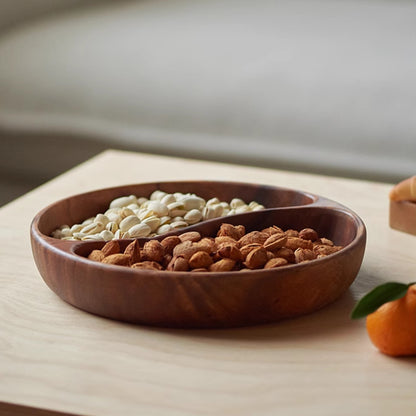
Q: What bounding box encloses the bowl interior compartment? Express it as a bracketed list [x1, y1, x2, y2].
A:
[36, 181, 316, 237]
[72, 206, 359, 260]
[209, 207, 359, 247]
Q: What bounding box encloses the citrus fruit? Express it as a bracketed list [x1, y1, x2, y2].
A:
[366, 284, 416, 356]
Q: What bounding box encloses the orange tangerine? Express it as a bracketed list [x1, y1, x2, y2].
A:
[366, 284, 416, 356]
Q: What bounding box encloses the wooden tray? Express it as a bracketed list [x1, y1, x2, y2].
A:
[30, 180, 366, 328]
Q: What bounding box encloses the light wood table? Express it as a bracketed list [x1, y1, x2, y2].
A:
[1, 150, 415, 416]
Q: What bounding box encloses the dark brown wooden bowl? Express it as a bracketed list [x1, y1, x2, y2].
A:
[30, 181, 366, 328]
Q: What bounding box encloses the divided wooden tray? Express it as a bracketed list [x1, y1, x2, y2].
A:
[30, 181, 366, 328]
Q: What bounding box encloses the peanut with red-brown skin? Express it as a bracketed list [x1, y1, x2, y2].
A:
[285, 229, 299, 237]
[131, 261, 163, 270]
[189, 251, 213, 269]
[263, 233, 287, 251]
[88, 250, 105, 262]
[160, 236, 181, 254]
[124, 240, 141, 264]
[142, 240, 164, 263]
[262, 226, 284, 236]
[102, 253, 131, 266]
[194, 238, 216, 253]
[179, 231, 201, 243]
[217, 223, 246, 240]
[274, 247, 296, 263]
[264, 257, 288, 269]
[240, 243, 262, 260]
[299, 228, 319, 241]
[167, 256, 189, 271]
[172, 241, 200, 260]
[313, 245, 342, 256]
[244, 247, 268, 269]
[87, 223, 342, 272]
[285, 237, 313, 251]
[102, 240, 121, 257]
[162, 254, 173, 268]
[238, 231, 268, 247]
[209, 258, 236, 272]
[294, 248, 316, 264]
[266, 251, 275, 261]
[318, 237, 334, 246]
[217, 243, 243, 261]
[215, 236, 238, 246]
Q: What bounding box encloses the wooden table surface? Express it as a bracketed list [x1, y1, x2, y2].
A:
[1, 150, 415, 416]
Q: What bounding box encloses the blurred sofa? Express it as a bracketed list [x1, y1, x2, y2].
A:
[1, 0, 416, 203]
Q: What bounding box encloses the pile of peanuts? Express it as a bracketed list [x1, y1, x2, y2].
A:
[86, 223, 343, 272]
[52, 190, 264, 241]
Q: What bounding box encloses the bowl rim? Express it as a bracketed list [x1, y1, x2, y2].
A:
[30, 180, 366, 279]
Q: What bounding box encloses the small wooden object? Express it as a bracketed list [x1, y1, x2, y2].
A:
[30, 180, 366, 328]
[389, 175, 416, 235]
[389, 200, 416, 235]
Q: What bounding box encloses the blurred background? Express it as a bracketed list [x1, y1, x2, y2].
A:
[1, 0, 415, 206]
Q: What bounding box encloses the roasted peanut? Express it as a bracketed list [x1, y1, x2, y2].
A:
[217, 243, 243, 261]
[244, 247, 268, 269]
[131, 261, 163, 271]
[238, 231, 268, 246]
[215, 236, 238, 246]
[264, 257, 288, 269]
[172, 241, 199, 260]
[318, 237, 334, 246]
[285, 237, 314, 250]
[194, 238, 216, 253]
[124, 240, 141, 264]
[142, 240, 164, 262]
[285, 229, 299, 237]
[167, 256, 190, 271]
[263, 233, 287, 251]
[101, 253, 131, 266]
[179, 231, 201, 243]
[86, 222, 343, 272]
[88, 250, 105, 262]
[273, 247, 296, 263]
[217, 223, 246, 240]
[299, 228, 319, 241]
[160, 235, 181, 254]
[262, 226, 284, 236]
[313, 244, 343, 256]
[294, 248, 316, 264]
[209, 258, 236, 272]
[189, 251, 213, 269]
[102, 240, 121, 257]
[240, 243, 262, 260]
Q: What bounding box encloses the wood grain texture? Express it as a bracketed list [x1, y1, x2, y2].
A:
[1, 150, 415, 416]
[30, 182, 365, 328]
